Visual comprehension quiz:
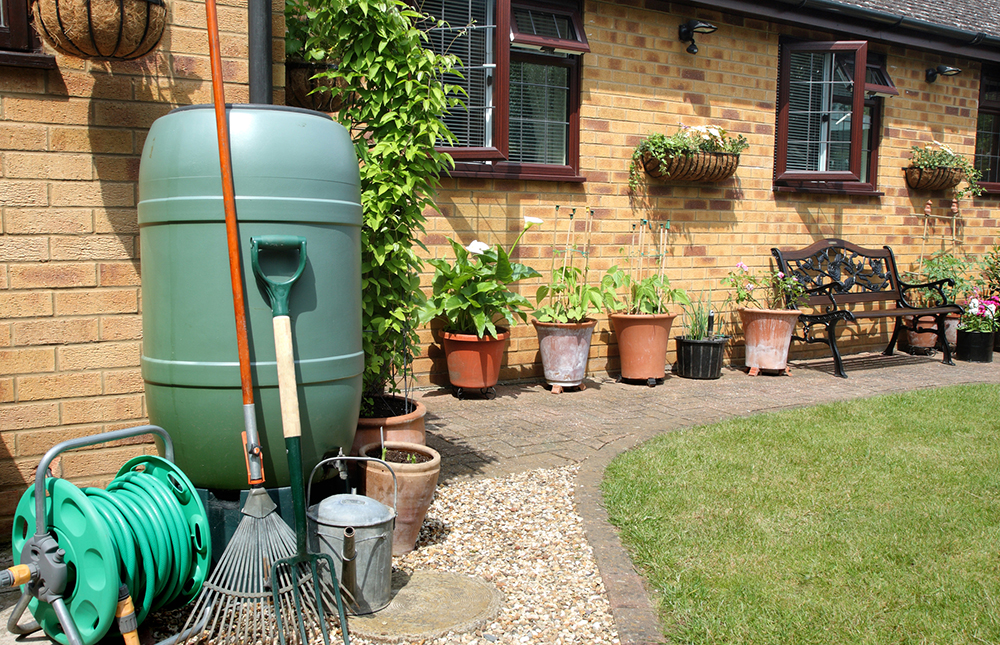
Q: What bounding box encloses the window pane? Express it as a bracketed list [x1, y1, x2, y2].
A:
[976, 112, 1000, 183]
[422, 0, 494, 148]
[786, 50, 856, 172]
[512, 7, 574, 40]
[508, 61, 568, 164]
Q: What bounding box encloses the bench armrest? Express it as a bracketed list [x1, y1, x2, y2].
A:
[896, 277, 956, 308]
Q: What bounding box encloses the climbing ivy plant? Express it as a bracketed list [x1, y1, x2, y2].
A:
[286, 0, 462, 413]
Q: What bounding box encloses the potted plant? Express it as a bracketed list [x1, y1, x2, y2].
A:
[955, 289, 998, 363]
[283, 0, 354, 112]
[723, 261, 806, 376]
[298, 0, 461, 442]
[903, 251, 980, 352]
[904, 142, 984, 199]
[600, 222, 688, 385]
[629, 125, 749, 191]
[532, 209, 602, 393]
[982, 245, 1000, 350]
[359, 440, 441, 555]
[418, 218, 542, 398]
[674, 292, 729, 380]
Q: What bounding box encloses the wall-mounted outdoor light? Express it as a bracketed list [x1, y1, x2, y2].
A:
[678, 19, 717, 55]
[926, 65, 962, 83]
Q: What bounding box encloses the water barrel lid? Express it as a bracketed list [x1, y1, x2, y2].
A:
[309, 493, 395, 528]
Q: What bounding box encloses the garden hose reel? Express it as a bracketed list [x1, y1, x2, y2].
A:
[3, 425, 211, 645]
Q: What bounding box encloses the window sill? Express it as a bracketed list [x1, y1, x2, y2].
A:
[0, 50, 57, 69]
[774, 182, 884, 196]
[975, 183, 1000, 196]
[445, 163, 586, 183]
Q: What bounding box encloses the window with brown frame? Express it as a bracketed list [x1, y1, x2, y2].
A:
[975, 67, 1000, 193]
[0, 0, 55, 67]
[420, 0, 588, 182]
[774, 40, 890, 195]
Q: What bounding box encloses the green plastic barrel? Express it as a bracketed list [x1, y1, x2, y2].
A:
[138, 105, 363, 490]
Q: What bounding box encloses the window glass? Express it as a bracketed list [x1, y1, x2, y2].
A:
[786, 50, 856, 173]
[976, 109, 1000, 184]
[508, 61, 569, 164]
[512, 7, 573, 40]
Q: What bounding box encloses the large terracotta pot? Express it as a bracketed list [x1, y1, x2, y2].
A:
[359, 441, 441, 555]
[608, 312, 677, 383]
[532, 318, 597, 392]
[352, 396, 426, 455]
[738, 307, 801, 375]
[441, 329, 510, 394]
[902, 314, 939, 354]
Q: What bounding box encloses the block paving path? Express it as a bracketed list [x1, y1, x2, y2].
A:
[412, 352, 1000, 645]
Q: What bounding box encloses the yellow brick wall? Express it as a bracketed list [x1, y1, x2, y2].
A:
[413, 0, 999, 385]
[0, 0, 286, 534]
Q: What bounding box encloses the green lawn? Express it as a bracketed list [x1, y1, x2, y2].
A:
[602, 384, 1000, 645]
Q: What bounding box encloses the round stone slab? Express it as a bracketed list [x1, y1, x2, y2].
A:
[349, 570, 501, 642]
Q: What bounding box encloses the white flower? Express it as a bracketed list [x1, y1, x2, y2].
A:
[524, 216, 544, 226]
[466, 240, 490, 255]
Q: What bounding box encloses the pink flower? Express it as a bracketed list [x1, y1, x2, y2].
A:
[737, 262, 748, 271]
[777, 272, 785, 279]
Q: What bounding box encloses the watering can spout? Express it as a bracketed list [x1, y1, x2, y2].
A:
[342, 527, 357, 606]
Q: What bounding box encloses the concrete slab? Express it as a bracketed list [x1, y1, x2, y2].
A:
[348, 570, 501, 643]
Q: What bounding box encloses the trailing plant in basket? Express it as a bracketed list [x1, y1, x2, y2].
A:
[534, 208, 603, 323]
[908, 142, 984, 199]
[292, 0, 463, 414]
[418, 219, 543, 338]
[629, 125, 749, 192]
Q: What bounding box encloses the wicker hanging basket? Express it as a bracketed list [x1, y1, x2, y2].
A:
[31, 0, 165, 60]
[641, 150, 740, 182]
[285, 60, 351, 113]
[903, 166, 964, 191]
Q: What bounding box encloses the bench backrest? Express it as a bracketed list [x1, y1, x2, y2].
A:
[771, 238, 904, 307]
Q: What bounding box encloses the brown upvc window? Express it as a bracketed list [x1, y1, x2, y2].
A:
[774, 40, 887, 195]
[421, 0, 588, 182]
[975, 67, 1000, 193]
[0, 0, 56, 68]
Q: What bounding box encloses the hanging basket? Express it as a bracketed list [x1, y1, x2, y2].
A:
[903, 166, 964, 191]
[285, 60, 352, 113]
[642, 150, 740, 182]
[32, 0, 166, 60]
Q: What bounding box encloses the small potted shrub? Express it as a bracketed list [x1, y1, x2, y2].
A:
[532, 209, 602, 393]
[904, 142, 984, 198]
[418, 218, 542, 398]
[629, 124, 749, 191]
[955, 289, 998, 363]
[674, 292, 729, 380]
[723, 262, 805, 376]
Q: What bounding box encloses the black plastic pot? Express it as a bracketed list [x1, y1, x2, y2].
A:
[674, 335, 729, 379]
[956, 329, 994, 363]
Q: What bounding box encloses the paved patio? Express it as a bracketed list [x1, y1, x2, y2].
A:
[414, 351, 1000, 645]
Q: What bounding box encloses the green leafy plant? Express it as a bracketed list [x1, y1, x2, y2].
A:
[722, 261, 805, 310]
[908, 142, 984, 199]
[291, 0, 463, 415]
[418, 219, 543, 338]
[534, 208, 603, 324]
[981, 245, 1000, 297]
[598, 221, 688, 314]
[680, 291, 723, 340]
[629, 125, 749, 192]
[910, 251, 982, 304]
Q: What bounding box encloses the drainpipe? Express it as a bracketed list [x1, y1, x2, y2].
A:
[248, 0, 272, 104]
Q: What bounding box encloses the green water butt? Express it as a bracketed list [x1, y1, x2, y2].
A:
[138, 104, 363, 490]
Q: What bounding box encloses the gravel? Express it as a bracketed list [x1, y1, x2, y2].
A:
[368, 465, 621, 645]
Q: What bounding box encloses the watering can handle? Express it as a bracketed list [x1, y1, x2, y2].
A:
[250, 236, 308, 317]
[307, 456, 398, 515]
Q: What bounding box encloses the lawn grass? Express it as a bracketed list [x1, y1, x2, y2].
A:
[601, 383, 1000, 645]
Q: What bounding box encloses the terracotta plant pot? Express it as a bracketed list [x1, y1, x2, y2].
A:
[359, 441, 441, 555]
[903, 166, 964, 191]
[441, 329, 510, 394]
[902, 314, 939, 354]
[641, 151, 740, 182]
[532, 318, 597, 392]
[352, 396, 426, 455]
[956, 329, 994, 363]
[608, 312, 677, 383]
[674, 335, 729, 380]
[737, 307, 801, 375]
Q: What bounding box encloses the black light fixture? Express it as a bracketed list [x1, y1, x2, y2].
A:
[678, 19, 717, 55]
[926, 64, 962, 83]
